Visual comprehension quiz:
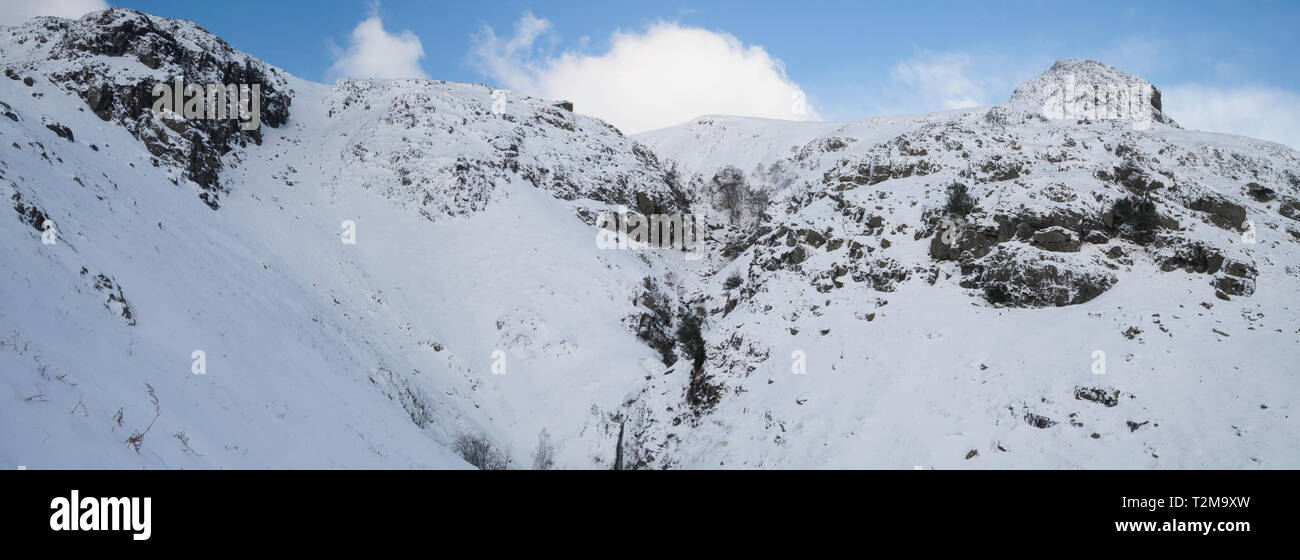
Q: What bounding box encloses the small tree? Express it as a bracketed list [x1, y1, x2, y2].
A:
[710, 166, 769, 224]
[454, 432, 509, 470]
[945, 182, 976, 216]
[1112, 195, 1160, 231]
[723, 272, 743, 290]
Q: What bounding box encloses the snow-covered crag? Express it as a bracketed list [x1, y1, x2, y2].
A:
[2, 9, 1296, 469]
[1, 9, 684, 469]
[638, 59, 1300, 468]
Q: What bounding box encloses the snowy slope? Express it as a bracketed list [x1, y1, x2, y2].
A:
[636, 115, 842, 179]
[634, 60, 1300, 468]
[2, 9, 1297, 470]
[1, 8, 685, 469]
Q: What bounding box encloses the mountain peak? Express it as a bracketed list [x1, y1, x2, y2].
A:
[2, 6, 294, 209]
[987, 59, 1170, 126]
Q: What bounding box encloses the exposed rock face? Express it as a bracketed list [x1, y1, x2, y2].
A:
[960, 246, 1116, 307]
[1102, 162, 1167, 197]
[824, 145, 941, 190]
[1213, 259, 1258, 298]
[7, 8, 294, 208]
[926, 208, 1108, 305]
[1075, 386, 1121, 407]
[984, 59, 1173, 127]
[929, 225, 1003, 262]
[1189, 195, 1247, 230]
[10, 190, 49, 232]
[1160, 242, 1225, 275]
[1280, 200, 1300, 222]
[1031, 226, 1081, 252]
[323, 79, 688, 221]
[1246, 182, 1276, 202]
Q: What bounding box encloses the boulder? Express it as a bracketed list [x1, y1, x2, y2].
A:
[1031, 226, 1080, 252]
[960, 246, 1117, 307]
[1245, 182, 1276, 202]
[1189, 196, 1246, 230]
[1280, 200, 1300, 222]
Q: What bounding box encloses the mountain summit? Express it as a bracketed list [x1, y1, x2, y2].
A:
[986, 59, 1173, 126]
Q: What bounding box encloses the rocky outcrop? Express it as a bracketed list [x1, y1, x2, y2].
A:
[1189, 195, 1247, 230]
[984, 59, 1173, 127]
[1075, 386, 1120, 407]
[326, 79, 688, 222]
[1280, 200, 1300, 222]
[960, 246, 1116, 307]
[1159, 242, 1225, 275]
[12, 8, 295, 209]
[1245, 182, 1276, 202]
[1031, 226, 1081, 252]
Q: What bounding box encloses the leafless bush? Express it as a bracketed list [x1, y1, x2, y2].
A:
[175, 431, 200, 456]
[126, 430, 145, 453]
[454, 432, 510, 470]
[532, 429, 555, 470]
[709, 166, 769, 225]
[125, 383, 161, 454]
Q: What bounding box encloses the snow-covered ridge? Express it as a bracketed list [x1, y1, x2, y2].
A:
[319, 78, 687, 222]
[1, 8, 293, 208]
[985, 59, 1172, 126]
[635, 60, 1300, 468]
[1, 8, 692, 469]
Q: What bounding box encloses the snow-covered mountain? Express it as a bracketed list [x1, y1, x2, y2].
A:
[1, 8, 685, 469]
[636, 59, 1300, 468]
[2, 9, 1296, 469]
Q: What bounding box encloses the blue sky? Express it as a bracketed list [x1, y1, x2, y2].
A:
[7, 0, 1300, 144]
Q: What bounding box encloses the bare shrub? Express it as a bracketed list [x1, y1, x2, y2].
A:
[454, 432, 510, 470]
[125, 383, 161, 454]
[709, 166, 769, 225]
[723, 272, 743, 290]
[531, 429, 555, 470]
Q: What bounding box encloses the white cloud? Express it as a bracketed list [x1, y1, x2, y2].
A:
[1163, 84, 1300, 151]
[892, 53, 988, 111]
[470, 15, 818, 134]
[327, 6, 427, 81]
[0, 0, 108, 26]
